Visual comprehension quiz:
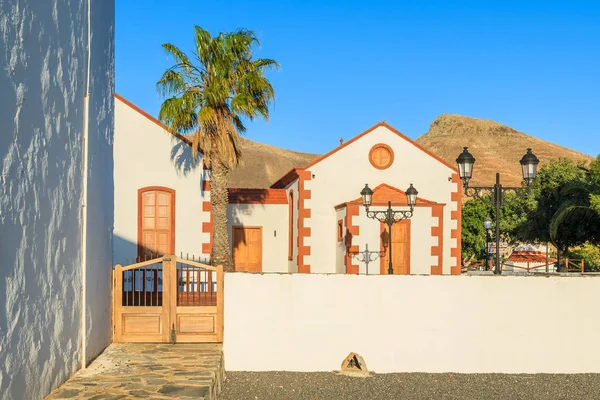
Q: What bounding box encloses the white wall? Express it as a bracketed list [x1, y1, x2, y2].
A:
[113, 98, 210, 265]
[227, 204, 288, 273]
[0, 1, 114, 398]
[305, 126, 457, 274]
[224, 274, 600, 373]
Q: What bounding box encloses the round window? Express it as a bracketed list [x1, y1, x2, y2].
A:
[369, 144, 394, 170]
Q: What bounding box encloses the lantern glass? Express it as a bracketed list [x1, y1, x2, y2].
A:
[406, 184, 418, 207]
[484, 216, 493, 230]
[520, 148, 539, 183]
[456, 147, 476, 180]
[360, 184, 373, 208]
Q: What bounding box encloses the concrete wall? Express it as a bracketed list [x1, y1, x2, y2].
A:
[113, 97, 210, 265]
[227, 204, 288, 273]
[0, 1, 114, 398]
[305, 125, 458, 274]
[224, 274, 600, 373]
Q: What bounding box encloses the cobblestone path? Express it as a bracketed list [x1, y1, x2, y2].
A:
[46, 343, 224, 400]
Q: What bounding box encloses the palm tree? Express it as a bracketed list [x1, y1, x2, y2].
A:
[157, 26, 278, 270]
[550, 159, 600, 269]
[550, 181, 600, 240]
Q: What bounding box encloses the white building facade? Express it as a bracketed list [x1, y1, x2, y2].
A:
[115, 97, 462, 275]
[0, 1, 115, 398]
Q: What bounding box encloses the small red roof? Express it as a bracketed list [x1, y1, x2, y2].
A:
[228, 188, 288, 204]
[508, 251, 556, 263]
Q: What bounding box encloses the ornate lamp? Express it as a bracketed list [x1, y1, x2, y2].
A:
[406, 184, 418, 208]
[484, 216, 493, 230]
[456, 147, 476, 189]
[520, 148, 539, 185]
[360, 184, 374, 209]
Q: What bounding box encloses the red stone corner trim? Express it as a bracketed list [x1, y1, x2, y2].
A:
[297, 170, 312, 273]
[345, 203, 360, 274]
[202, 201, 213, 257]
[450, 173, 462, 275]
[369, 143, 395, 170]
[430, 204, 444, 275]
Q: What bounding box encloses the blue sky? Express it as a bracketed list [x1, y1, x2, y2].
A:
[116, 0, 600, 157]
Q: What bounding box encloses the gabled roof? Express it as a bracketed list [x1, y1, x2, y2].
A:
[115, 93, 204, 154]
[334, 183, 440, 210]
[303, 122, 458, 172]
[228, 188, 288, 204]
[270, 167, 303, 189]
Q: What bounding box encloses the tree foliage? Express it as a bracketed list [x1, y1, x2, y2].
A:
[549, 156, 600, 247]
[461, 157, 600, 268]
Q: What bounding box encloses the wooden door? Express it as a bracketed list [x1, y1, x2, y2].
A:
[139, 189, 174, 259]
[232, 226, 262, 272]
[380, 220, 411, 274]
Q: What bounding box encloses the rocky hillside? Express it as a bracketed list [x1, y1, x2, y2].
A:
[228, 138, 318, 188]
[416, 114, 594, 186]
[229, 114, 594, 188]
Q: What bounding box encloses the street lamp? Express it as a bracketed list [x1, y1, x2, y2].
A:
[484, 216, 492, 271]
[360, 183, 418, 275]
[456, 147, 539, 275]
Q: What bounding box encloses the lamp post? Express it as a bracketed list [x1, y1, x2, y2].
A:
[456, 147, 539, 275]
[484, 216, 492, 271]
[347, 243, 386, 275]
[360, 183, 418, 275]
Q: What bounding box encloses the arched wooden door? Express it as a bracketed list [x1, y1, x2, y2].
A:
[138, 187, 175, 260]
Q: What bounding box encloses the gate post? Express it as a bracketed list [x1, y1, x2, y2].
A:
[161, 256, 177, 343]
[113, 264, 123, 342]
[217, 265, 224, 342]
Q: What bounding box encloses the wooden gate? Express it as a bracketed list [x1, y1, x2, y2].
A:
[113, 256, 223, 343]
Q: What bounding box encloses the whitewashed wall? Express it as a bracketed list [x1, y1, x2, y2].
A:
[224, 274, 600, 373]
[227, 204, 288, 272]
[305, 125, 457, 274]
[113, 98, 210, 265]
[0, 1, 114, 398]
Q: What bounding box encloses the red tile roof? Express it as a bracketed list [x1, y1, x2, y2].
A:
[228, 188, 288, 204]
[508, 251, 556, 263]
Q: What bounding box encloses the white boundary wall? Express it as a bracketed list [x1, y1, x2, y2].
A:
[224, 273, 600, 373]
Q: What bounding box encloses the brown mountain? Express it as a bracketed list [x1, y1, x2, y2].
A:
[415, 114, 594, 186]
[229, 114, 594, 189]
[228, 138, 318, 188]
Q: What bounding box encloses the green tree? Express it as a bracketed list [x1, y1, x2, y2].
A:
[461, 197, 490, 264]
[550, 155, 600, 249]
[519, 158, 591, 269]
[157, 26, 278, 270]
[461, 193, 531, 266]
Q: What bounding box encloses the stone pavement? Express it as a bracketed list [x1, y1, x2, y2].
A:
[46, 343, 224, 400]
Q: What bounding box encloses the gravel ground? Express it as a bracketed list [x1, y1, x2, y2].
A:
[221, 372, 600, 400]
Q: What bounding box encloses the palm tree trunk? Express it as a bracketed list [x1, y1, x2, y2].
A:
[210, 159, 234, 271]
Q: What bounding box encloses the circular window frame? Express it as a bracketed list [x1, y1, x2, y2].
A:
[369, 143, 395, 170]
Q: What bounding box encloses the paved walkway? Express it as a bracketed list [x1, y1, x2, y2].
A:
[46, 343, 224, 400]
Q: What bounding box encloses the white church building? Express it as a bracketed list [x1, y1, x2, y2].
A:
[114, 94, 462, 275]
